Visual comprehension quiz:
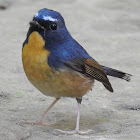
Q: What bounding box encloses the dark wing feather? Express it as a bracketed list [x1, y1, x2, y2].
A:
[64, 58, 113, 92]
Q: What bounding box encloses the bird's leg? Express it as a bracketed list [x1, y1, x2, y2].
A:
[54, 98, 93, 135]
[23, 98, 60, 126]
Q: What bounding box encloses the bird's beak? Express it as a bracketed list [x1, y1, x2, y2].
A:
[29, 21, 45, 30]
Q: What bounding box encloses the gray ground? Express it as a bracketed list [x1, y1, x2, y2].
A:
[0, 0, 140, 139]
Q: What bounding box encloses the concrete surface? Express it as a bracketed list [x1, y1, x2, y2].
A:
[0, 0, 139, 139]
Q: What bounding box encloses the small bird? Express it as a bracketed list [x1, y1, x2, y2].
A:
[22, 8, 131, 135]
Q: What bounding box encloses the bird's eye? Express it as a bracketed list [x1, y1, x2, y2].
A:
[50, 23, 57, 30]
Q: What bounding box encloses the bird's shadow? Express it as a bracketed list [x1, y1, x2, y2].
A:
[50, 114, 109, 130]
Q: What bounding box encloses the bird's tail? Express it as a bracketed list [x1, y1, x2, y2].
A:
[101, 65, 132, 82]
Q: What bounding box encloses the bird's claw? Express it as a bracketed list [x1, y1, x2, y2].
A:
[53, 129, 94, 135]
[21, 120, 52, 126]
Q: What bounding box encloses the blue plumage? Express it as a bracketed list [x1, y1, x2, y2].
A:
[24, 8, 131, 82]
[48, 38, 92, 69]
[33, 8, 92, 69]
[34, 8, 64, 24]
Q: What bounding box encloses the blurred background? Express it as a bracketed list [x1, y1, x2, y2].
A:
[0, 0, 139, 140]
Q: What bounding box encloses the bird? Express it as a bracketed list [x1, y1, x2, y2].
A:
[22, 8, 132, 135]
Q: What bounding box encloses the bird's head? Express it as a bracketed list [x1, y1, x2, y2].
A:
[23, 8, 89, 69]
[28, 8, 71, 51]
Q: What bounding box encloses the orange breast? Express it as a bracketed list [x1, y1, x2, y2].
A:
[22, 32, 94, 98]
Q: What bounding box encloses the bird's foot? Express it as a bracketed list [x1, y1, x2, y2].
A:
[21, 120, 52, 126]
[54, 129, 94, 135]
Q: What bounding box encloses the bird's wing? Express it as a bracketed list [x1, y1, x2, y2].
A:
[64, 58, 113, 92]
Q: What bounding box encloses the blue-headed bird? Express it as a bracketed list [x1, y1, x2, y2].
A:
[22, 8, 132, 134]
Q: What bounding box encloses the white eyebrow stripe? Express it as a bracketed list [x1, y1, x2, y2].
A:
[43, 16, 57, 21]
[35, 13, 39, 17]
